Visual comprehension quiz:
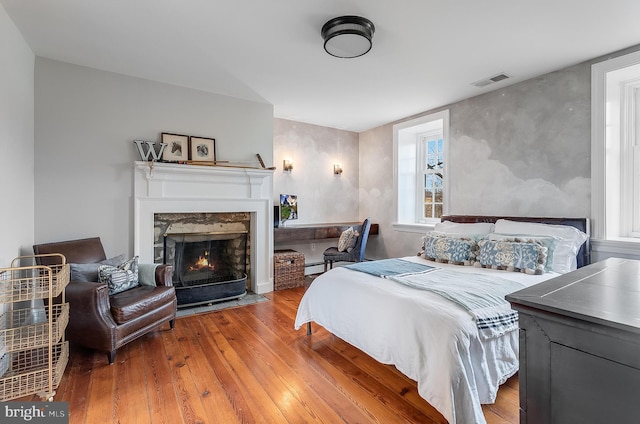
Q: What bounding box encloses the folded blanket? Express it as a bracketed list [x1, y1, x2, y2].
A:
[345, 258, 435, 277]
[346, 259, 524, 340]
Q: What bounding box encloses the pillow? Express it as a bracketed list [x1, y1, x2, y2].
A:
[98, 256, 139, 295]
[337, 227, 358, 252]
[475, 239, 547, 275]
[434, 221, 495, 235]
[420, 235, 478, 265]
[488, 233, 558, 272]
[70, 254, 126, 282]
[138, 263, 160, 287]
[346, 230, 360, 253]
[493, 220, 588, 273]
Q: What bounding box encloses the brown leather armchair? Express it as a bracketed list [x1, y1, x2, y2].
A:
[33, 237, 177, 364]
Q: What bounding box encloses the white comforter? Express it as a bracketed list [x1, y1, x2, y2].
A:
[294, 257, 558, 424]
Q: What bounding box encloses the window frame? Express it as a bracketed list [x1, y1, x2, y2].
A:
[393, 110, 450, 233]
[592, 49, 640, 241]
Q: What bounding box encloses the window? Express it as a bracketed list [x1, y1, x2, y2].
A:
[394, 110, 449, 230]
[592, 50, 640, 241]
[420, 133, 444, 220]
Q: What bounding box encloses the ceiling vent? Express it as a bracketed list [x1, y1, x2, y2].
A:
[472, 73, 511, 88]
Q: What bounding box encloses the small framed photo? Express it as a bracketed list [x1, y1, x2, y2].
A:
[189, 136, 216, 162]
[161, 133, 189, 162]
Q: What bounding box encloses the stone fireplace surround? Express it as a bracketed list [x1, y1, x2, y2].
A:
[134, 161, 274, 294]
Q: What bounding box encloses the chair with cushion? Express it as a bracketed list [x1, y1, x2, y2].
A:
[33, 237, 177, 364]
[323, 218, 372, 272]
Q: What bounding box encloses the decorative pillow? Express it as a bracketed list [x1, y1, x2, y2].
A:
[338, 227, 357, 252]
[493, 220, 588, 273]
[420, 235, 478, 265]
[475, 240, 547, 275]
[346, 230, 360, 253]
[98, 256, 139, 295]
[70, 254, 126, 282]
[434, 221, 495, 235]
[138, 263, 160, 287]
[488, 233, 558, 272]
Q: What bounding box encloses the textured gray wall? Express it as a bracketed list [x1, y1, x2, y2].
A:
[273, 118, 360, 267]
[360, 62, 592, 260]
[449, 63, 591, 217]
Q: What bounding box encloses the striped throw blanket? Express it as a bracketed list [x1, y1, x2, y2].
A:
[346, 259, 525, 340]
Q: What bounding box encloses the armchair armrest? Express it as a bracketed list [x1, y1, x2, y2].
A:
[155, 264, 173, 287]
[65, 281, 117, 352]
[138, 263, 173, 287]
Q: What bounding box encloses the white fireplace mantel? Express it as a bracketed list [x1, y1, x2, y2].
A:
[133, 161, 274, 294]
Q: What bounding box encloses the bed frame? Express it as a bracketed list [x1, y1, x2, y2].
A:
[441, 215, 591, 268]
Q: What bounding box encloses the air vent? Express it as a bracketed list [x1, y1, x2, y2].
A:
[472, 73, 511, 88]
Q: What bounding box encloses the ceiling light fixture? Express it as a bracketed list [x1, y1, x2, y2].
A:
[321, 16, 375, 58]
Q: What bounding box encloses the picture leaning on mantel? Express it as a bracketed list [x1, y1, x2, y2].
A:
[161, 132, 189, 162]
[189, 136, 216, 162]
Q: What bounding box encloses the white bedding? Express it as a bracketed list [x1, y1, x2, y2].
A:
[294, 256, 558, 424]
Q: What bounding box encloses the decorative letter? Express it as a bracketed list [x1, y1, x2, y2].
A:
[133, 140, 166, 161]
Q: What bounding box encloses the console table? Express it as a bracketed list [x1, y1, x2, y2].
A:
[506, 258, 640, 424]
[274, 222, 378, 243]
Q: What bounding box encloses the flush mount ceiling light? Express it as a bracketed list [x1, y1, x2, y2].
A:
[321, 15, 375, 58]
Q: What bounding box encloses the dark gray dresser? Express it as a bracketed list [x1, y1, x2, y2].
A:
[506, 258, 640, 424]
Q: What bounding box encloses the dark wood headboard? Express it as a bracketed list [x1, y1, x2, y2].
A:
[441, 215, 591, 268]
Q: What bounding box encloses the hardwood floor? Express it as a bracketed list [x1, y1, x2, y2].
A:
[23, 286, 519, 423]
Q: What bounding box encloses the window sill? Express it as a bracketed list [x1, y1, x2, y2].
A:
[591, 238, 640, 256]
[392, 223, 435, 234]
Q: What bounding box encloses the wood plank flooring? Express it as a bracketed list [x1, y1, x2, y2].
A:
[20, 286, 519, 423]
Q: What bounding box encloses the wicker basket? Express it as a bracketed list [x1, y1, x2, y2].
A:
[274, 249, 305, 290]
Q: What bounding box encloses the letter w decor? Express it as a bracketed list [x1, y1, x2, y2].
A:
[133, 140, 167, 161]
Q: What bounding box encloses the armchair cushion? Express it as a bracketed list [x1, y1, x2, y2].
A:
[70, 254, 125, 282]
[110, 286, 176, 324]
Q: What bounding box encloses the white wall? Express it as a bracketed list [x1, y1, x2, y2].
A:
[34, 58, 273, 257]
[0, 6, 35, 267]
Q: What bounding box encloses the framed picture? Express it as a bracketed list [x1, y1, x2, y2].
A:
[189, 136, 216, 162]
[161, 133, 189, 162]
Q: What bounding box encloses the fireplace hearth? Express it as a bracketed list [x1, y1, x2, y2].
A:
[164, 231, 248, 307]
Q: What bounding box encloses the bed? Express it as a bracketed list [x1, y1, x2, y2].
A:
[294, 215, 590, 424]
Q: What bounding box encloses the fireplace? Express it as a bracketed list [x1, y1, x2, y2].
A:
[133, 161, 275, 294]
[164, 231, 248, 307]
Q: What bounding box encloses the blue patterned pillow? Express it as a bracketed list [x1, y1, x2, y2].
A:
[476, 240, 547, 274]
[98, 256, 139, 295]
[420, 235, 477, 265]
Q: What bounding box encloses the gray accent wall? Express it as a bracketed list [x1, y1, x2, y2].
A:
[450, 64, 590, 216]
[361, 61, 593, 260]
[273, 118, 360, 268]
[34, 58, 273, 257]
[0, 5, 34, 267]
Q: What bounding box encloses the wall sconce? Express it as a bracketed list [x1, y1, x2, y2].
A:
[283, 160, 293, 173]
[333, 164, 343, 175]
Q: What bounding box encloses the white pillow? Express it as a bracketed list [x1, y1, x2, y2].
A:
[433, 221, 495, 235]
[493, 220, 588, 273]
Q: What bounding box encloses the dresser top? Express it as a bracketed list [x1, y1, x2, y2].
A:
[506, 257, 640, 333]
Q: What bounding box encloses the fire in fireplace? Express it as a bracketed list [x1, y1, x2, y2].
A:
[164, 231, 248, 307]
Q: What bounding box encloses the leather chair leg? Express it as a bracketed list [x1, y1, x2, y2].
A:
[107, 349, 116, 365]
[324, 260, 328, 272]
[170, 319, 175, 329]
